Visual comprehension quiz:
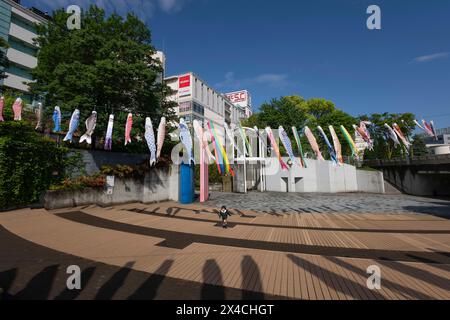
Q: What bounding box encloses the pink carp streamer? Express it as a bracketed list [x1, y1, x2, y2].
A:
[156, 117, 166, 161]
[304, 126, 324, 160]
[353, 121, 373, 150]
[328, 125, 344, 165]
[0, 96, 4, 121]
[124, 113, 133, 146]
[265, 127, 289, 171]
[392, 123, 411, 149]
[418, 119, 436, 139]
[12, 98, 23, 121]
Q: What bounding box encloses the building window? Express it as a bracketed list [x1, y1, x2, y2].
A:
[193, 102, 205, 116]
[178, 101, 192, 113]
[8, 37, 38, 56]
[6, 63, 33, 80]
[11, 13, 37, 34]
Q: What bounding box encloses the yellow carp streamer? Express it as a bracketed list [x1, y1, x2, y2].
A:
[210, 121, 235, 176]
[238, 123, 252, 157]
[207, 121, 223, 174]
[340, 125, 359, 158]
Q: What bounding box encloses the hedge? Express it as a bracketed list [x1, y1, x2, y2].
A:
[0, 121, 67, 209]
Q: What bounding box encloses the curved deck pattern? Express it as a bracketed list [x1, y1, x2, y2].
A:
[1, 200, 450, 300]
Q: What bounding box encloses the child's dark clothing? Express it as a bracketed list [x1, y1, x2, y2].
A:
[219, 209, 231, 228]
[219, 209, 231, 220]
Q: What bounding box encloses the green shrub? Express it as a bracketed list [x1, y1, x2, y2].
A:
[100, 164, 147, 179]
[49, 173, 106, 191]
[0, 121, 67, 208]
[194, 164, 227, 188]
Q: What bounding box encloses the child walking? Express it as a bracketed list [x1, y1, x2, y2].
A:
[219, 206, 231, 229]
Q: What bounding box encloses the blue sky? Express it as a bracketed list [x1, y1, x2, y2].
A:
[24, 0, 450, 128]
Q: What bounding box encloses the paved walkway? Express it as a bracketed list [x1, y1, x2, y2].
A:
[207, 192, 450, 216]
[1, 195, 450, 300]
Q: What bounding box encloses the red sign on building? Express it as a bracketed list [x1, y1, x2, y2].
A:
[226, 91, 247, 104]
[179, 75, 191, 88]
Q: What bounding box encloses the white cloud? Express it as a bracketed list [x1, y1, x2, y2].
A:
[158, 0, 188, 13]
[215, 72, 289, 89]
[413, 52, 450, 63]
[27, 0, 188, 18]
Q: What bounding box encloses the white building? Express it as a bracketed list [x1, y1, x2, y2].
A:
[165, 72, 247, 129]
[0, 0, 48, 99]
[151, 50, 166, 83]
[424, 127, 450, 155]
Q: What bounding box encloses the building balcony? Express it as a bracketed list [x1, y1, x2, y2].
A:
[6, 47, 37, 69]
[3, 72, 33, 92]
[9, 22, 37, 47]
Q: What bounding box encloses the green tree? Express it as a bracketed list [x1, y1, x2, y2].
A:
[411, 134, 428, 157]
[243, 95, 358, 159]
[303, 98, 335, 120]
[243, 95, 307, 129]
[0, 121, 68, 208]
[30, 5, 176, 151]
[0, 37, 9, 82]
[311, 108, 357, 158]
[358, 112, 415, 160]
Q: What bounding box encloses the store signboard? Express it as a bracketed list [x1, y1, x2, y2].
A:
[178, 74, 192, 97]
[225, 90, 250, 109]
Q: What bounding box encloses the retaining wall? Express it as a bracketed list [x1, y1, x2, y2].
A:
[45, 165, 179, 210]
[238, 158, 385, 194]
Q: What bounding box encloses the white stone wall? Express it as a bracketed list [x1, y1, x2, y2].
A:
[261, 158, 384, 194]
[356, 169, 385, 194]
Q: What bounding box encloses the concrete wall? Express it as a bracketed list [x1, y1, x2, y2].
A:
[236, 157, 385, 194]
[365, 155, 450, 196]
[356, 170, 385, 194]
[45, 166, 179, 209]
[381, 167, 450, 197]
[73, 149, 149, 176]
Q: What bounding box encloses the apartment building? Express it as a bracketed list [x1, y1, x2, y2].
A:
[0, 0, 47, 99]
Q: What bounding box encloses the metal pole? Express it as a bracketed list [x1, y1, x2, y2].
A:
[259, 130, 264, 192]
[244, 144, 247, 194]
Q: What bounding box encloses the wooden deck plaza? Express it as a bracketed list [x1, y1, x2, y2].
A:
[1, 197, 449, 300]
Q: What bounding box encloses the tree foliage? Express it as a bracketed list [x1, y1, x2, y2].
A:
[0, 37, 9, 81]
[244, 94, 422, 160]
[357, 112, 416, 160]
[30, 5, 176, 152]
[411, 134, 428, 157]
[244, 96, 307, 129]
[243, 95, 357, 158]
[0, 122, 69, 209]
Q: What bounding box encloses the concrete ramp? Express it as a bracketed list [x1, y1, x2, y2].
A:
[384, 181, 403, 195]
